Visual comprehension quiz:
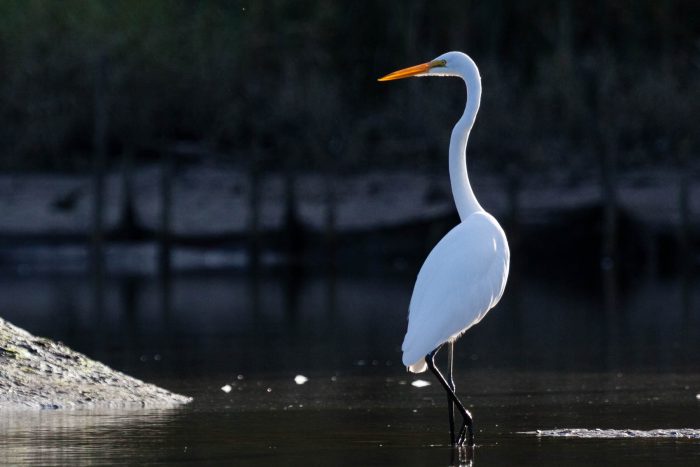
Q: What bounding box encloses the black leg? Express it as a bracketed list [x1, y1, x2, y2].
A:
[426, 347, 474, 447]
[446, 341, 456, 445]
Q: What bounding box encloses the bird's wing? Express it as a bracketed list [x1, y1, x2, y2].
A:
[401, 211, 509, 368]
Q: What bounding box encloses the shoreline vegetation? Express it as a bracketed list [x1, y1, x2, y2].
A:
[0, 167, 696, 275]
[0, 1, 697, 274]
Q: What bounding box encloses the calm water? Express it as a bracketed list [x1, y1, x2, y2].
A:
[1, 268, 700, 465]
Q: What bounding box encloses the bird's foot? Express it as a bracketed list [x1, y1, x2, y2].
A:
[456, 422, 474, 447]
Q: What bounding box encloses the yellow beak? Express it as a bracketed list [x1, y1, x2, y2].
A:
[378, 61, 432, 82]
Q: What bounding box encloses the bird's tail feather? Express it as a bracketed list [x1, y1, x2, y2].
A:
[406, 359, 427, 373]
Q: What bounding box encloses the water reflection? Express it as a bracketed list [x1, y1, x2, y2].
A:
[451, 445, 474, 467]
[2, 356, 700, 465]
[0, 269, 698, 378]
[0, 409, 185, 465]
[1, 262, 699, 464]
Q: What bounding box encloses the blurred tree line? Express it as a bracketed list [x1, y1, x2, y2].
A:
[0, 0, 698, 176]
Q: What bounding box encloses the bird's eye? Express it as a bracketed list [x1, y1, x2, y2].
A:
[433, 59, 447, 68]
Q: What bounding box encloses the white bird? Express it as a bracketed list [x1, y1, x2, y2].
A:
[379, 51, 510, 447]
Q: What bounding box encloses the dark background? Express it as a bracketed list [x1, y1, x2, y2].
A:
[0, 0, 699, 372]
[1, 1, 698, 272]
[1, 1, 697, 172]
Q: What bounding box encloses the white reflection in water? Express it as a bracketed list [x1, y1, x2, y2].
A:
[411, 380, 431, 388]
[0, 409, 184, 465]
[294, 375, 308, 385]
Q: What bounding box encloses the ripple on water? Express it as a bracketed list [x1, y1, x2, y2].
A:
[522, 428, 700, 439]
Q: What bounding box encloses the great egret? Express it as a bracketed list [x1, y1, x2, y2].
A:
[379, 51, 510, 447]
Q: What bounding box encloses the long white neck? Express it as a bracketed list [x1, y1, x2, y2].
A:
[449, 68, 483, 220]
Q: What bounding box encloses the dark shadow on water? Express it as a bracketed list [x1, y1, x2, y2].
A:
[284, 267, 303, 330]
[1, 264, 700, 377]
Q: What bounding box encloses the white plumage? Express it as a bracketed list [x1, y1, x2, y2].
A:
[402, 211, 509, 372]
[381, 52, 511, 373]
[379, 50, 510, 447]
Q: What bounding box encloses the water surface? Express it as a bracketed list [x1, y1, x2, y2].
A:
[1, 269, 699, 465]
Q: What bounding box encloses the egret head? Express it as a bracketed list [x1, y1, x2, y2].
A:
[378, 51, 478, 83]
